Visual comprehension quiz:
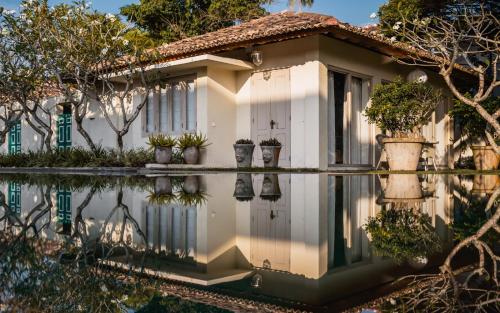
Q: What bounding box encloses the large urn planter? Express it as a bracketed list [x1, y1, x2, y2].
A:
[382, 137, 426, 171]
[383, 174, 423, 202]
[154, 147, 173, 164]
[183, 146, 200, 165]
[471, 146, 500, 170]
[234, 141, 255, 168]
[260, 138, 282, 168]
[233, 173, 255, 201]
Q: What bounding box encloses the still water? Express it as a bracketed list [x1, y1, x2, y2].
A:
[0, 173, 497, 311]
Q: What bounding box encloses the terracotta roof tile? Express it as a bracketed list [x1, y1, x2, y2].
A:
[155, 12, 340, 60]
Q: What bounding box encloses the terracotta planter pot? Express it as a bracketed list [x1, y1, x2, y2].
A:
[183, 176, 200, 194]
[471, 145, 500, 170]
[260, 146, 281, 168]
[183, 146, 200, 164]
[233, 173, 255, 201]
[472, 174, 500, 195]
[154, 146, 172, 164]
[260, 174, 281, 201]
[154, 176, 172, 195]
[382, 137, 425, 171]
[233, 144, 255, 168]
[383, 174, 423, 201]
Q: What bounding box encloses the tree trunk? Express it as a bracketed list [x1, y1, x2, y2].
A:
[75, 117, 98, 153]
[25, 116, 46, 151]
[117, 134, 124, 158]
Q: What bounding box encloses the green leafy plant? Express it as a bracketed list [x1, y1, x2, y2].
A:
[146, 134, 177, 149]
[364, 77, 441, 137]
[449, 95, 499, 144]
[146, 192, 177, 205]
[235, 139, 254, 145]
[177, 190, 207, 206]
[259, 138, 281, 146]
[177, 133, 210, 150]
[364, 207, 441, 263]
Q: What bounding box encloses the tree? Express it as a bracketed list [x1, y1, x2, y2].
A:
[11, 0, 161, 155]
[0, 6, 53, 151]
[120, 0, 272, 43]
[387, 4, 500, 154]
[378, 0, 499, 37]
[288, 0, 314, 12]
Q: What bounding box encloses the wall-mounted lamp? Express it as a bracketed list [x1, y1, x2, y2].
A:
[250, 50, 263, 67]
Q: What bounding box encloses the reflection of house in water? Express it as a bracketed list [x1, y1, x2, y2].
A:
[0, 173, 460, 306]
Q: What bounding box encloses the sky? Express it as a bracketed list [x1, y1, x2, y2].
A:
[0, 0, 386, 26]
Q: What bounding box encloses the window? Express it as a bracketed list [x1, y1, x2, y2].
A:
[144, 77, 196, 135]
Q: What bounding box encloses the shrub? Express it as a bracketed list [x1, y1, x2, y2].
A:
[235, 139, 254, 145]
[364, 77, 441, 137]
[259, 138, 281, 146]
[449, 95, 499, 144]
[364, 208, 441, 263]
[146, 134, 177, 149]
[177, 133, 209, 150]
[0, 147, 154, 168]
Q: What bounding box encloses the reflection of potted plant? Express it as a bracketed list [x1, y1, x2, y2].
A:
[147, 134, 177, 164]
[177, 133, 210, 165]
[364, 78, 441, 170]
[234, 139, 255, 168]
[383, 174, 423, 202]
[260, 174, 281, 201]
[364, 208, 440, 264]
[154, 176, 172, 195]
[471, 174, 500, 196]
[449, 96, 500, 170]
[260, 138, 281, 168]
[147, 192, 177, 205]
[182, 176, 199, 194]
[233, 173, 255, 201]
[177, 189, 207, 206]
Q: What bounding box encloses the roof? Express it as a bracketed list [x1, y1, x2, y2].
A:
[153, 12, 415, 63]
[151, 12, 473, 76]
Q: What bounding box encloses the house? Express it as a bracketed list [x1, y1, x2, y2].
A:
[1, 12, 458, 170]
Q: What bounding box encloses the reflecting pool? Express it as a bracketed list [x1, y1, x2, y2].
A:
[0, 173, 498, 311]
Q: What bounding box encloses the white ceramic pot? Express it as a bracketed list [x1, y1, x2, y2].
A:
[382, 137, 425, 171]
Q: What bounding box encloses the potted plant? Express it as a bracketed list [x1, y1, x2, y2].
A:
[177, 133, 209, 165]
[146, 134, 177, 164]
[234, 139, 255, 168]
[364, 78, 441, 170]
[449, 96, 500, 170]
[259, 138, 281, 168]
[382, 174, 423, 202]
[154, 176, 172, 195]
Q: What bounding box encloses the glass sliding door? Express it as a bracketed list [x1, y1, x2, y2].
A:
[327, 71, 347, 165]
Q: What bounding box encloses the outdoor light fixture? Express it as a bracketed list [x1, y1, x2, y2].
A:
[251, 274, 262, 288]
[250, 49, 263, 66]
[407, 69, 428, 84]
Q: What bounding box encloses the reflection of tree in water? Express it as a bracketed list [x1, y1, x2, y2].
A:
[0, 183, 152, 312]
[388, 187, 500, 312]
[364, 203, 441, 264]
